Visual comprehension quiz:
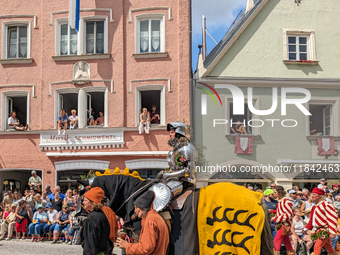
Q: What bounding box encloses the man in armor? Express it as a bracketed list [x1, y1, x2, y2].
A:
[159, 121, 198, 185]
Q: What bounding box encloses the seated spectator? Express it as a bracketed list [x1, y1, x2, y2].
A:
[15, 200, 32, 239]
[334, 195, 340, 210]
[150, 105, 160, 124]
[7, 111, 28, 131]
[57, 109, 68, 135]
[51, 204, 71, 244]
[289, 190, 303, 209]
[12, 192, 21, 206]
[2, 186, 10, 200]
[0, 204, 3, 219]
[69, 109, 78, 129]
[28, 204, 47, 242]
[48, 186, 66, 200]
[45, 185, 52, 196]
[230, 118, 247, 135]
[303, 207, 311, 225]
[51, 192, 63, 212]
[41, 192, 50, 208]
[2, 191, 14, 208]
[291, 208, 313, 253]
[88, 108, 96, 126]
[0, 204, 17, 240]
[28, 170, 42, 194]
[72, 189, 79, 208]
[43, 203, 58, 241]
[139, 108, 151, 134]
[95, 111, 104, 125]
[67, 201, 80, 245]
[1, 204, 10, 222]
[63, 189, 75, 207]
[326, 190, 334, 203]
[22, 190, 35, 210]
[301, 193, 313, 214]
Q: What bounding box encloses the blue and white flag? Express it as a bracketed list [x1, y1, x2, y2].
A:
[68, 0, 80, 32]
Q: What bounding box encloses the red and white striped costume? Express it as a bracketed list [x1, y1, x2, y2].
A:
[305, 201, 337, 235]
[273, 197, 294, 226]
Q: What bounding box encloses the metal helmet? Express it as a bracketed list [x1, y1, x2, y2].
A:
[167, 121, 187, 138]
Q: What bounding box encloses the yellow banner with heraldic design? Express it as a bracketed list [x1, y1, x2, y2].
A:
[197, 183, 265, 255]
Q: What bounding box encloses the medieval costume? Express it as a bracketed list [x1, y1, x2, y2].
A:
[304, 188, 338, 255]
[81, 187, 118, 255]
[273, 196, 294, 254]
[124, 191, 169, 255]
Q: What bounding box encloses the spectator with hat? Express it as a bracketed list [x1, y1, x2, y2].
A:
[51, 204, 71, 244]
[289, 190, 303, 209]
[116, 190, 170, 255]
[43, 203, 58, 241]
[264, 189, 278, 237]
[319, 178, 327, 190]
[81, 187, 118, 254]
[304, 187, 338, 255]
[28, 204, 47, 242]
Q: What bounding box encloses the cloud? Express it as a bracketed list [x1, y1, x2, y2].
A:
[192, 0, 246, 39]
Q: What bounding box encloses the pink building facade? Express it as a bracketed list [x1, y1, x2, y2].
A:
[0, 0, 190, 194]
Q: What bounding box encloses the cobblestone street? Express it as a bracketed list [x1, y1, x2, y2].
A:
[0, 239, 123, 255]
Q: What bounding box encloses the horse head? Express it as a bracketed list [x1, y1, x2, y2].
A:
[88, 167, 152, 221]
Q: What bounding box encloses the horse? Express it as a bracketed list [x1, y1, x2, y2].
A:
[83, 169, 274, 255]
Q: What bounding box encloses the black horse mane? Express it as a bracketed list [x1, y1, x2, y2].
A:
[91, 174, 151, 221]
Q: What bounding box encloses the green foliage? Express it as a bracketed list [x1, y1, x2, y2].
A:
[310, 229, 329, 241]
[80, 169, 96, 181]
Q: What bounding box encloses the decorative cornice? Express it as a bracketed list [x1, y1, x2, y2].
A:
[128, 7, 172, 23]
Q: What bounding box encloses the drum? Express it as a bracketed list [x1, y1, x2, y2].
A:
[149, 183, 172, 212]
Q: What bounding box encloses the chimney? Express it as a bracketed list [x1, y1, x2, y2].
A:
[245, 0, 254, 13]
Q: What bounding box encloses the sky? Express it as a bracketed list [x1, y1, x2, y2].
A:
[192, 0, 246, 70]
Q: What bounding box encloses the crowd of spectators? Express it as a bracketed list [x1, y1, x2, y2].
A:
[262, 178, 340, 255]
[0, 183, 80, 245]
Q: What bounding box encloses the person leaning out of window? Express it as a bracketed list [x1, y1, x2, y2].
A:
[139, 108, 151, 135]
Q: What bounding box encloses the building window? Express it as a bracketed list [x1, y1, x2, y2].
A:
[135, 85, 166, 126]
[1, 92, 30, 131]
[85, 21, 104, 54]
[288, 36, 308, 61]
[60, 24, 77, 55]
[136, 15, 165, 54]
[284, 29, 316, 62]
[55, 88, 108, 129]
[140, 20, 160, 53]
[7, 26, 27, 58]
[86, 92, 105, 126]
[309, 104, 333, 136]
[136, 169, 163, 179]
[229, 102, 253, 135]
[2, 22, 31, 60]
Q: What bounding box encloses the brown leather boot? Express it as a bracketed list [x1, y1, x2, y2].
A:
[286, 250, 295, 255]
[328, 252, 338, 255]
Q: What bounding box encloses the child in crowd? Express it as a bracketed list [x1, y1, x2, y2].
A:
[334, 195, 340, 210]
[291, 208, 313, 253]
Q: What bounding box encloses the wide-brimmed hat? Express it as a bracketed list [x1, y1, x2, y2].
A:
[37, 204, 44, 209]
